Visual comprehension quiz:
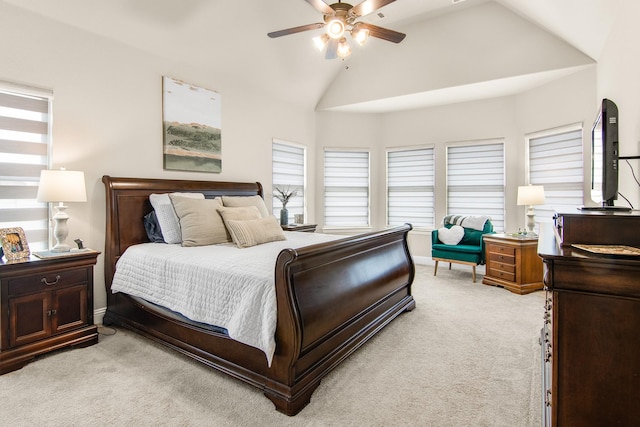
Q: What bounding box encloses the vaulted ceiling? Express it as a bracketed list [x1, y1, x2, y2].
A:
[3, 0, 616, 112]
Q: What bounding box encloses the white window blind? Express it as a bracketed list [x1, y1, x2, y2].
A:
[324, 150, 370, 227]
[387, 147, 434, 228]
[447, 142, 505, 231]
[0, 84, 52, 251]
[528, 128, 583, 225]
[272, 140, 305, 223]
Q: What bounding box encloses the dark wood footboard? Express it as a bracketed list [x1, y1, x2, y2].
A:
[101, 176, 414, 415]
[267, 224, 415, 414]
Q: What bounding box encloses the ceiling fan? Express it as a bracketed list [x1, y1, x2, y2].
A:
[268, 0, 406, 60]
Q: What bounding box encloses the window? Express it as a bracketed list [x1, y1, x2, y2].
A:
[0, 83, 52, 251]
[324, 150, 369, 227]
[527, 126, 583, 225]
[272, 140, 306, 223]
[447, 141, 505, 231]
[387, 147, 435, 228]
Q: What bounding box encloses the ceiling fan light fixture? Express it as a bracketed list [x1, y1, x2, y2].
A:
[351, 26, 369, 46]
[337, 37, 352, 59]
[313, 33, 330, 51]
[326, 18, 345, 39]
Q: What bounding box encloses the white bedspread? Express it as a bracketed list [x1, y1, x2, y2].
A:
[111, 231, 340, 366]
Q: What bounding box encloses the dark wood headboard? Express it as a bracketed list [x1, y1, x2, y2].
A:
[102, 175, 263, 291]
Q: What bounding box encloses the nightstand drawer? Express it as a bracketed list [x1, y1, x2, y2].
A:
[487, 268, 515, 282]
[489, 252, 515, 265]
[491, 262, 515, 274]
[488, 244, 516, 257]
[7, 267, 89, 296]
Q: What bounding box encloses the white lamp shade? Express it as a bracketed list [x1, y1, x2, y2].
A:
[517, 185, 545, 206]
[36, 169, 87, 203]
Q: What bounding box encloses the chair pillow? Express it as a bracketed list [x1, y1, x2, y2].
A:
[149, 192, 205, 244]
[225, 216, 286, 248]
[221, 195, 270, 218]
[438, 225, 465, 245]
[169, 195, 229, 246]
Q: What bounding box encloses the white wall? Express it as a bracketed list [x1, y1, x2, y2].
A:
[317, 1, 593, 112]
[597, 0, 640, 207]
[315, 67, 597, 258]
[0, 3, 317, 314]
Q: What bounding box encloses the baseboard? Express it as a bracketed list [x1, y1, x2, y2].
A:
[94, 307, 106, 325]
[413, 256, 433, 266]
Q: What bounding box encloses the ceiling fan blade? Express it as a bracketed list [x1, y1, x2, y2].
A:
[356, 22, 406, 43]
[268, 22, 325, 38]
[305, 0, 334, 15]
[350, 0, 396, 18]
[325, 38, 338, 59]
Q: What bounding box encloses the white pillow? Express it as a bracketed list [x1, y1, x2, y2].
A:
[438, 225, 465, 245]
[149, 192, 204, 244]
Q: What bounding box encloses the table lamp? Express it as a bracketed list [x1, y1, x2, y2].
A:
[517, 185, 545, 236]
[36, 169, 87, 252]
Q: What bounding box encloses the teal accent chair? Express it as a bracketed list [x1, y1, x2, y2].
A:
[431, 219, 494, 282]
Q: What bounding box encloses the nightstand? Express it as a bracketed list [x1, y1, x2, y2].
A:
[281, 224, 317, 232]
[0, 250, 99, 374]
[482, 234, 543, 294]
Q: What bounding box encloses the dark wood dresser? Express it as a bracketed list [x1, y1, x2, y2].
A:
[1, 251, 99, 374]
[538, 211, 640, 426]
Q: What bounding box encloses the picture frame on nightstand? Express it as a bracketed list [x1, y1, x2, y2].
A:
[0, 227, 30, 260]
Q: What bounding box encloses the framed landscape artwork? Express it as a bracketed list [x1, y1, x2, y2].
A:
[162, 76, 222, 173]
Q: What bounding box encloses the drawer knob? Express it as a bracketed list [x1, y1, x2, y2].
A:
[41, 275, 61, 286]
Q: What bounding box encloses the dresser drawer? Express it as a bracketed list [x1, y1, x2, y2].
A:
[7, 267, 89, 296]
[487, 267, 515, 283]
[489, 251, 515, 265]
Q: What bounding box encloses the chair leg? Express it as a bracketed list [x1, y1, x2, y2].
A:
[472, 265, 476, 283]
[448, 263, 452, 270]
[434, 260, 439, 276]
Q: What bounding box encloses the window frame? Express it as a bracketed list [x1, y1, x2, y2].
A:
[323, 148, 371, 229]
[386, 145, 435, 230]
[525, 124, 584, 227]
[271, 139, 307, 224]
[445, 139, 506, 232]
[0, 81, 53, 252]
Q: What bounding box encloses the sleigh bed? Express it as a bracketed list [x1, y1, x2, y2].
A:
[102, 175, 415, 415]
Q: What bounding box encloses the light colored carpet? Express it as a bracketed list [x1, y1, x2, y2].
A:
[0, 264, 545, 426]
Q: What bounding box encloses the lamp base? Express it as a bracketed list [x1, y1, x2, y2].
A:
[51, 204, 71, 252]
[50, 243, 72, 253]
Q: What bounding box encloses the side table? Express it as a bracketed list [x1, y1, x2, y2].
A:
[482, 233, 543, 294]
[0, 250, 99, 374]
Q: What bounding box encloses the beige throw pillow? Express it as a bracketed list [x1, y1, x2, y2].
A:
[169, 195, 229, 246]
[225, 216, 286, 248]
[221, 195, 270, 218]
[217, 206, 263, 242]
[149, 192, 205, 244]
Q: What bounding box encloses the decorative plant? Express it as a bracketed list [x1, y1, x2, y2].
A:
[273, 185, 298, 208]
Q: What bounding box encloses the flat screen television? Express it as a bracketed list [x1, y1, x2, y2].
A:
[582, 98, 630, 211]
